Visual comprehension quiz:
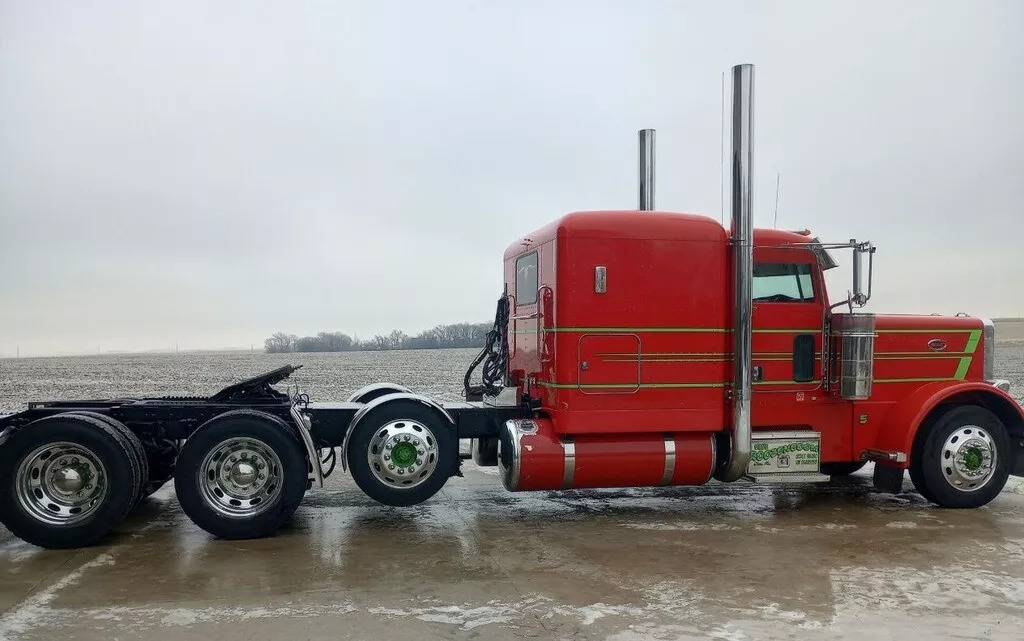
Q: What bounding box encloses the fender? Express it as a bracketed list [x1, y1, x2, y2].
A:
[339, 392, 456, 473]
[871, 381, 1024, 467]
[346, 382, 412, 404]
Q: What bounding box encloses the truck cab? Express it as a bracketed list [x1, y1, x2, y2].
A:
[501, 209, 1022, 499]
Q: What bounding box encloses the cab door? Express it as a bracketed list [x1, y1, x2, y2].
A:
[749, 255, 824, 396]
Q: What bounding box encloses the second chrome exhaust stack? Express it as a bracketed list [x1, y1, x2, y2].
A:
[718, 63, 754, 482]
[638, 128, 655, 210]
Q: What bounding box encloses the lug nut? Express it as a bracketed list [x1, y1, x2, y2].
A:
[257, 462, 265, 470]
[388, 464, 395, 470]
[416, 459, 423, 466]
[385, 443, 393, 450]
[403, 435, 411, 442]
[398, 468, 405, 475]
[71, 457, 79, 464]
[384, 454, 390, 461]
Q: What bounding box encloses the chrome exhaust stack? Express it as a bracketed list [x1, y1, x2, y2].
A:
[638, 128, 655, 210]
[719, 63, 754, 482]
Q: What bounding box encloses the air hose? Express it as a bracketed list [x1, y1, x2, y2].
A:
[463, 294, 510, 398]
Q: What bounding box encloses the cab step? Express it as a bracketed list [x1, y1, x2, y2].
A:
[745, 472, 831, 483]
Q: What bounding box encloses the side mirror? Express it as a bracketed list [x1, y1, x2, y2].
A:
[851, 240, 874, 307]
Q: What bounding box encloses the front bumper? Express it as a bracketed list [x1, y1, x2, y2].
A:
[986, 379, 1012, 393]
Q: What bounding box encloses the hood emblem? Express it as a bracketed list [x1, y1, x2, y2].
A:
[927, 338, 947, 352]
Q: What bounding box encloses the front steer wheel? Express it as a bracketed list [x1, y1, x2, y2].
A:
[174, 411, 308, 540]
[346, 400, 457, 507]
[910, 405, 1010, 509]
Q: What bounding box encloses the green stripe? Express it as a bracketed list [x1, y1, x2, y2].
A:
[543, 327, 819, 334]
[875, 377, 956, 383]
[596, 351, 812, 357]
[876, 351, 973, 356]
[755, 380, 821, 386]
[602, 357, 790, 363]
[535, 381, 726, 389]
[875, 354, 964, 360]
[546, 327, 728, 333]
[953, 357, 972, 380]
[875, 329, 977, 334]
[965, 329, 982, 354]
[535, 379, 818, 389]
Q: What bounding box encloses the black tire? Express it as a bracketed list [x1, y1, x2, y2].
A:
[346, 400, 457, 507]
[0, 414, 140, 549]
[66, 411, 149, 506]
[910, 405, 1010, 509]
[820, 461, 867, 477]
[174, 411, 307, 540]
[908, 405, 956, 504]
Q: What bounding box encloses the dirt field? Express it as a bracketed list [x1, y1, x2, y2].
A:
[996, 318, 1024, 342]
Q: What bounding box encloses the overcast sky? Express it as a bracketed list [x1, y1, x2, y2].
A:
[1, 1, 1022, 357]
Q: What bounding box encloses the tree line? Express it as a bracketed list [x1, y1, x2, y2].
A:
[264, 322, 492, 353]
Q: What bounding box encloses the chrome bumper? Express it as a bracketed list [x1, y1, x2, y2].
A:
[986, 379, 1012, 393]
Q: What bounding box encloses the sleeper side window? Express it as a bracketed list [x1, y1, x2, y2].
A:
[752, 263, 814, 303]
[515, 251, 538, 305]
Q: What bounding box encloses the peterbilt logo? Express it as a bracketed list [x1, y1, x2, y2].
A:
[928, 338, 948, 351]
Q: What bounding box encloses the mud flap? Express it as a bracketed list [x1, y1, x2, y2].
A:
[1011, 436, 1024, 477]
[872, 463, 905, 494]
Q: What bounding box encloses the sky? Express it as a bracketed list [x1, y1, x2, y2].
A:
[1, 0, 1022, 357]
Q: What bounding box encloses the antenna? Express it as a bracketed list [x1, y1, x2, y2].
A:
[773, 172, 781, 228]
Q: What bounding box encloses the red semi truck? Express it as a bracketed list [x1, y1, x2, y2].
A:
[1, 64, 1021, 549]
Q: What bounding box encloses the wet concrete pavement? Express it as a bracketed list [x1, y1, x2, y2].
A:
[2, 463, 1024, 640]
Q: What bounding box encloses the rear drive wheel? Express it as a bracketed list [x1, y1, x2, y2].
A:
[174, 411, 307, 540]
[910, 405, 1010, 508]
[347, 400, 457, 506]
[0, 414, 140, 549]
[66, 411, 150, 506]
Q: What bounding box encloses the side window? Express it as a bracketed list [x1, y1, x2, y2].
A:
[752, 263, 814, 302]
[515, 252, 538, 305]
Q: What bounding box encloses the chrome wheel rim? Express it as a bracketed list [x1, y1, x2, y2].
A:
[198, 437, 283, 518]
[940, 425, 996, 492]
[367, 420, 438, 489]
[16, 442, 108, 526]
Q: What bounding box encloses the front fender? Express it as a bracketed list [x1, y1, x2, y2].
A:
[873, 381, 1024, 467]
[339, 392, 455, 473]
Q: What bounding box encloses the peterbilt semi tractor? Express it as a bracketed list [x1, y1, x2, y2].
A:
[1, 64, 1021, 550]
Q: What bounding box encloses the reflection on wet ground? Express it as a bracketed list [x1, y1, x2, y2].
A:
[2, 464, 1023, 640]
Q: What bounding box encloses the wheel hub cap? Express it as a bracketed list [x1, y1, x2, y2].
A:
[367, 420, 439, 489]
[16, 442, 108, 526]
[53, 467, 86, 493]
[199, 437, 283, 518]
[230, 461, 258, 487]
[941, 425, 996, 492]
